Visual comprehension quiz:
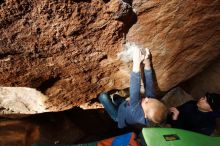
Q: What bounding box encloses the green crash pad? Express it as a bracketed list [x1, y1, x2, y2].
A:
[142, 128, 220, 146]
[33, 128, 220, 146]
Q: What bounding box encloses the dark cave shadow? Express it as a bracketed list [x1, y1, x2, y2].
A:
[121, 0, 137, 38]
[0, 107, 130, 145]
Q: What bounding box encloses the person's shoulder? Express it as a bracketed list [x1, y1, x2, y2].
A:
[185, 100, 197, 105]
[178, 100, 197, 109]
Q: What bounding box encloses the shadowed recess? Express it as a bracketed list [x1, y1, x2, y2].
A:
[37, 76, 61, 93]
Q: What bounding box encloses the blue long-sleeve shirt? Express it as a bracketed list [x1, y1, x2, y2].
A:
[117, 70, 155, 128]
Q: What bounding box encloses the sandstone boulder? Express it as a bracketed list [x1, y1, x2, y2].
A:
[0, 0, 220, 115]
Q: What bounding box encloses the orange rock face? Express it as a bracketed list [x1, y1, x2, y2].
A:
[127, 0, 220, 92]
[0, 0, 220, 113]
[0, 0, 133, 111]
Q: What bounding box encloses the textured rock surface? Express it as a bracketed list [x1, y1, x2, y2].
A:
[0, 87, 48, 116]
[0, 0, 220, 114]
[0, 0, 134, 112]
[183, 58, 220, 99]
[127, 0, 220, 92]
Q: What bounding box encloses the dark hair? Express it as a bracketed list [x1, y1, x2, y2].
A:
[205, 92, 220, 112]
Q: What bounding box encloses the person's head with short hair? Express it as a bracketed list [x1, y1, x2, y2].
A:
[197, 93, 220, 112]
[141, 98, 168, 124]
